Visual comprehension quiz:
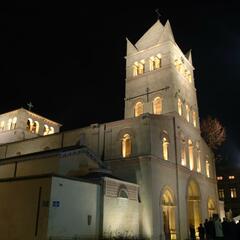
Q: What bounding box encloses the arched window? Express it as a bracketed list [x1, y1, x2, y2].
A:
[12, 117, 17, 130]
[192, 111, 197, 127]
[7, 119, 12, 130]
[181, 138, 186, 166]
[134, 102, 143, 117]
[153, 97, 162, 115]
[186, 104, 190, 122]
[0, 121, 4, 131]
[196, 142, 201, 173]
[26, 118, 33, 132]
[188, 139, 194, 170]
[122, 134, 131, 158]
[48, 127, 55, 135]
[206, 157, 210, 178]
[163, 136, 169, 160]
[178, 98, 182, 116]
[118, 188, 128, 199]
[43, 124, 49, 136]
[149, 54, 161, 71]
[32, 121, 39, 134]
[133, 60, 145, 76]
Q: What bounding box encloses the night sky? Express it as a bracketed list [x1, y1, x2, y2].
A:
[1, 4, 240, 166]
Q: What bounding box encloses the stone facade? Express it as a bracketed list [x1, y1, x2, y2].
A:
[0, 19, 220, 240]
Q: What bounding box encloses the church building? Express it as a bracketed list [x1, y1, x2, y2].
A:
[0, 19, 221, 240]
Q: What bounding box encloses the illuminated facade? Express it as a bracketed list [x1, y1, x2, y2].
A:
[0, 19, 220, 240]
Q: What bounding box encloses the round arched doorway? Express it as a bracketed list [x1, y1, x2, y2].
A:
[161, 188, 176, 240]
[187, 179, 201, 235]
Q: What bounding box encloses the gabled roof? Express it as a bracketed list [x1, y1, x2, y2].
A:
[127, 20, 176, 55]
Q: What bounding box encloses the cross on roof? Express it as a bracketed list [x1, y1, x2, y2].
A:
[27, 102, 34, 111]
[155, 9, 161, 19]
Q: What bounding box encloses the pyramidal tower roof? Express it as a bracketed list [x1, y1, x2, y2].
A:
[132, 20, 175, 52]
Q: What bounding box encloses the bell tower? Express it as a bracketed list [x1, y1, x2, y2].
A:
[124, 20, 200, 129]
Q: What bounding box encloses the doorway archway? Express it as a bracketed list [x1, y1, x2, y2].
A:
[161, 187, 176, 240]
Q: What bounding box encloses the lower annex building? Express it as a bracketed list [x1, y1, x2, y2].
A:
[0, 19, 223, 240]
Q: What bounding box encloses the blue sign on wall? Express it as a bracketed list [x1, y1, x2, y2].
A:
[52, 201, 60, 207]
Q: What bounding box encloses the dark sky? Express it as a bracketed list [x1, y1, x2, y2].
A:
[1, 4, 240, 166]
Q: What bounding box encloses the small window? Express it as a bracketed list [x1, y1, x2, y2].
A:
[230, 188, 237, 198]
[188, 139, 194, 170]
[218, 189, 224, 199]
[206, 159, 210, 178]
[118, 188, 128, 199]
[186, 105, 190, 122]
[217, 176, 223, 180]
[43, 124, 49, 136]
[7, 118, 12, 130]
[122, 134, 131, 158]
[196, 143, 201, 173]
[48, 127, 55, 135]
[181, 139, 186, 166]
[178, 98, 182, 116]
[0, 121, 4, 131]
[229, 176, 235, 180]
[134, 102, 143, 117]
[153, 97, 162, 115]
[192, 111, 197, 127]
[12, 117, 17, 129]
[163, 137, 169, 160]
[133, 60, 145, 76]
[26, 118, 33, 132]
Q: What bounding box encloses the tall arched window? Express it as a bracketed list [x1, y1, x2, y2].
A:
[0, 121, 5, 131]
[134, 102, 143, 117]
[12, 117, 17, 129]
[122, 134, 131, 158]
[43, 124, 49, 136]
[192, 111, 197, 127]
[181, 138, 186, 166]
[196, 142, 201, 173]
[26, 118, 33, 132]
[188, 139, 194, 170]
[32, 121, 39, 134]
[153, 97, 162, 115]
[178, 98, 182, 116]
[163, 137, 169, 160]
[206, 157, 210, 178]
[7, 119, 12, 130]
[186, 104, 190, 122]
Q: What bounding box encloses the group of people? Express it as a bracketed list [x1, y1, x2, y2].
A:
[190, 214, 240, 239]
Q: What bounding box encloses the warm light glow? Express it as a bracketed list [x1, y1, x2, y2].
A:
[43, 124, 49, 136]
[188, 139, 194, 170]
[217, 176, 223, 180]
[12, 117, 17, 129]
[134, 102, 143, 117]
[218, 189, 224, 199]
[230, 188, 237, 198]
[153, 97, 162, 114]
[206, 160, 210, 178]
[48, 126, 55, 134]
[181, 139, 186, 166]
[0, 121, 5, 131]
[32, 121, 39, 134]
[196, 149, 201, 173]
[26, 118, 33, 132]
[150, 55, 161, 71]
[208, 199, 216, 218]
[178, 98, 182, 116]
[7, 118, 12, 130]
[122, 134, 131, 158]
[192, 111, 197, 127]
[229, 176, 235, 179]
[132, 60, 145, 76]
[186, 105, 190, 122]
[163, 137, 169, 160]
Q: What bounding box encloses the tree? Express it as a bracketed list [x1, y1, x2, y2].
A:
[200, 116, 226, 150]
